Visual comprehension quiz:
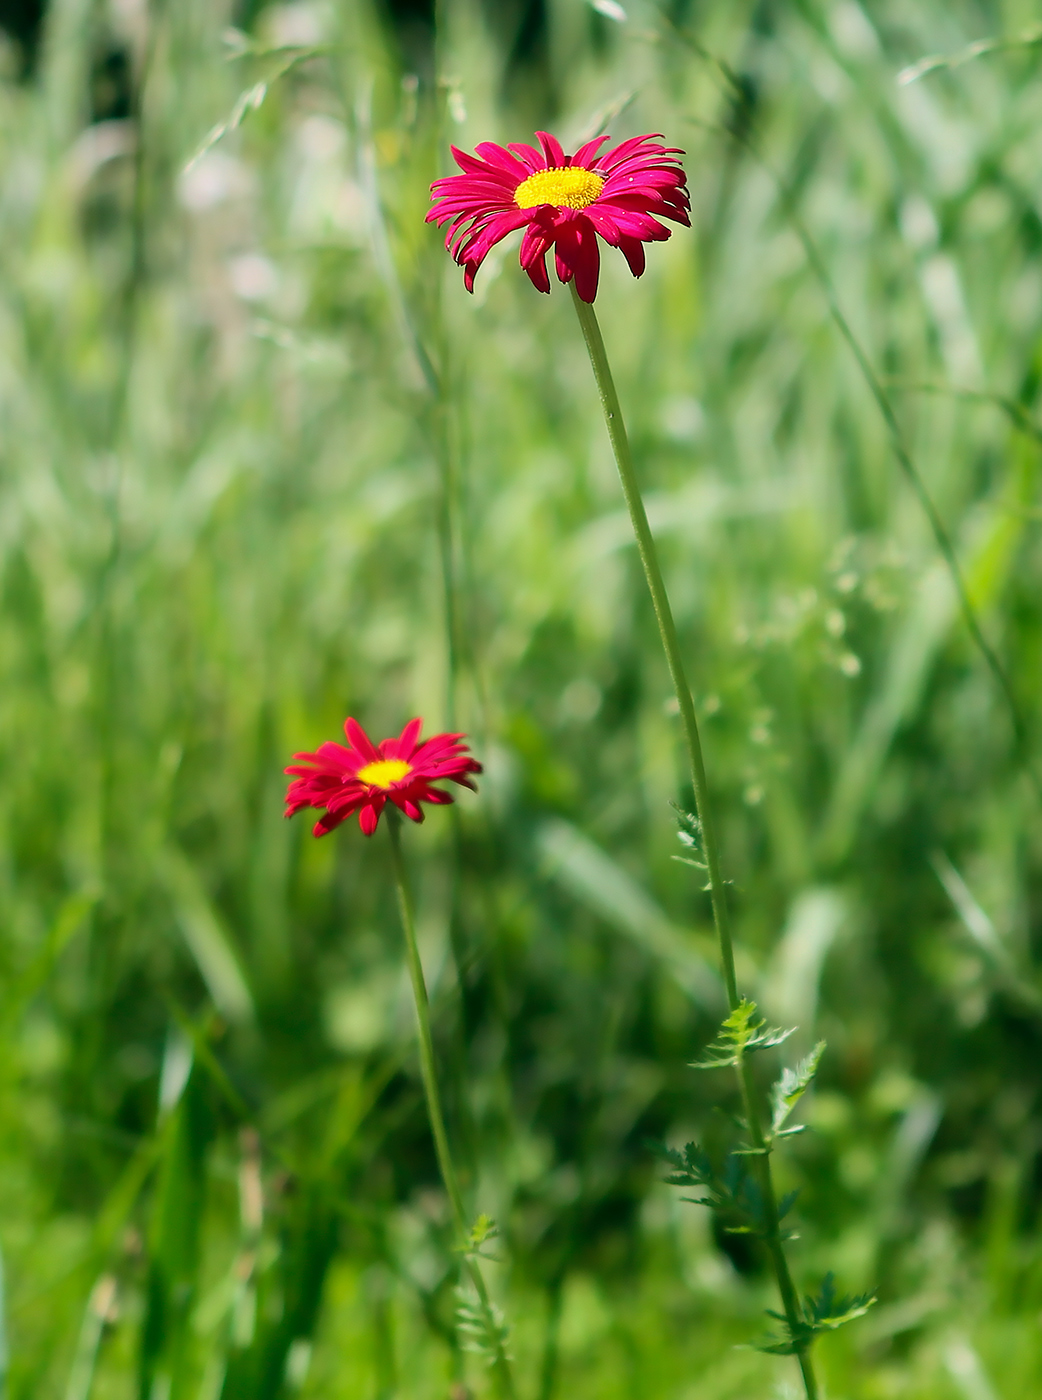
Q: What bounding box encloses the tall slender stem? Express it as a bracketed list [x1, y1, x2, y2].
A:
[569, 286, 738, 1008]
[570, 284, 818, 1400]
[386, 815, 516, 1400]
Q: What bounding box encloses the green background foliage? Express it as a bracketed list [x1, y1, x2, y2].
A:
[0, 0, 1040, 1395]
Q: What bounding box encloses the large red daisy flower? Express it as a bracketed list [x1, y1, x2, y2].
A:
[285, 717, 481, 837]
[426, 130, 689, 303]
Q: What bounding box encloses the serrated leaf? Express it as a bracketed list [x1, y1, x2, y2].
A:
[770, 1041, 826, 1135]
[692, 999, 794, 1069]
[457, 1213, 503, 1262]
[672, 804, 704, 856]
[653, 1140, 777, 1237]
[754, 1336, 805, 1356]
[753, 1273, 876, 1354]
[454, 1286, 511, 1365]
[804, 1272, 876, 1330]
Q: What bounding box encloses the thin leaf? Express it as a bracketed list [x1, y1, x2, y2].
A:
[777, 1189, 800, 1222]
[158, 847, 255, 1025]
[184, 48, 324, 172]
[897, 24, 1042, 85]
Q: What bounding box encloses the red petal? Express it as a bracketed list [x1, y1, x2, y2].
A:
[571, 134, 611, 168]
[473, 141, 529, 180]
[536, 131, 565, 167]
[393, 717, 424, 758]
[507, 141, 547, 171]
[553, 215, 600, 303]
[524, 255, 550, 294]
[447, 145, 514, 178]
[519, 219, 554, 293]
[313, 808, 348, 837]
[584, 206, 623, 244]
[418, 786, 454, 805]
[344, 717, 379, 762]
[456, 207, 532, 268]
[314, 740, 355, 767]
[617, 234, 646, 278]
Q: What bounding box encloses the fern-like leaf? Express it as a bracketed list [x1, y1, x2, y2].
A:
[672, 804, 708, 870]
[651, 1141, 770, 1236]
[455, 1213, 502, 1262]
[454, 1285, 511, 1364]
[769, 1041, 826, 1136]
[754, 1272, 876, 1354]
[692, 999, 794, 1070]
[804, 1272, 876, 1331]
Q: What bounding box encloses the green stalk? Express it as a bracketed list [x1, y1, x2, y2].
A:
[386, 815, 516, 1400]
[570, 284, 818, 1400]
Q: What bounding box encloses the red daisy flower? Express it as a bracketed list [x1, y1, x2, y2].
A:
[284, 717, 482, 837]
[426, 130, 690, 303]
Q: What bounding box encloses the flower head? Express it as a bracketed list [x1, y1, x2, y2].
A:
[427, 130, 689, 303]
[285, 717, 481, 837]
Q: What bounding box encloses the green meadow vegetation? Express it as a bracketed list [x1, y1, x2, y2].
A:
[1, 0, 1041, 1395]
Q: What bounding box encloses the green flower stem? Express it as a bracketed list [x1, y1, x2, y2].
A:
[570, 284, 819, 1400]
[386, 814, 516, 1400]
[569, 286, 738, 1008]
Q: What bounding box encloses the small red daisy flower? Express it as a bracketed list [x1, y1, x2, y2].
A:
[285, 717, 482, 837]
[426, 130, 690, 303]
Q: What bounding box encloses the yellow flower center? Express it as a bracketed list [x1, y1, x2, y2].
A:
[515, 166, 605, 210]
[356, 759, 412, 787]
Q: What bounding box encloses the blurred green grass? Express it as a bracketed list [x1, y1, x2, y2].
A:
[0, 0, 1040, 1395]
